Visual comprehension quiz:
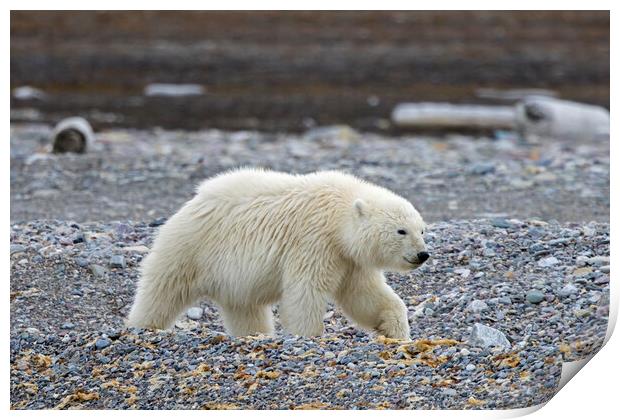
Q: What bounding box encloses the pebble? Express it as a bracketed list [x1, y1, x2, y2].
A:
[593, 276, 609, 285]
[441, 388, 457, 397]
[558, 284, 579, 298]
[110, 255, 126, 269]
[470, 162, 495, 175]
[588, 256, 610, 266]
[95, 338, 111, 350]
[10, 244, 27, 255]
[537, 256, 559, 267]
[526, 290, 545, 304]
[467, 300, 489, 313]
[90, 264, 107, 278]
[186, 307, 204, 320]
[466, 363, 476, 371]
[600, 265, 610, 273]
[491, 218, 513, 229]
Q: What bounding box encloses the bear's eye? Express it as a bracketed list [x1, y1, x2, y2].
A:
[397, 229, 407, 235]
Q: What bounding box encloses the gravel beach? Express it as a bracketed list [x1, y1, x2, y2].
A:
[10, 217, 609, 409]
[10, 124, 610, 224]
[10, 121, 610, 409]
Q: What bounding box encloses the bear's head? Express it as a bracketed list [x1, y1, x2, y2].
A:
[343, 194, 428, 273]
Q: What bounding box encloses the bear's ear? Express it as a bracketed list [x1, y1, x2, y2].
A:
[353, 198, 367, 218]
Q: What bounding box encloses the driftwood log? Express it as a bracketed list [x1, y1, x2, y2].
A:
[51, 117, 94, 154]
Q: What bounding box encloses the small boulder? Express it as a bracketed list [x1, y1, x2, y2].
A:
[468, 323, 511, 350]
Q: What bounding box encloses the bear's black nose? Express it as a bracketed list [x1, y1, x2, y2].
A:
[417, 251, 430, 263]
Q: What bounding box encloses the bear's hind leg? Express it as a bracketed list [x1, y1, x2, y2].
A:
[127, 273, 197, 330]
[219, 304, 274, 336]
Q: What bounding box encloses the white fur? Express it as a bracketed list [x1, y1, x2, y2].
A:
[127, 168, 427, 339]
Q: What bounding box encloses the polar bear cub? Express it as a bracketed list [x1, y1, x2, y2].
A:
[127, 168, 429, 339]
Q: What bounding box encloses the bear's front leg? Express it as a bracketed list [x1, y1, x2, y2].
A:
[335, 268, 411, 340]
[375, 299, 410, 340]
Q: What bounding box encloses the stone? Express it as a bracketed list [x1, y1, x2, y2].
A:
[491, 218, 513, 229]
[10, 244, 27, 255]
[575, 255, 589, 266]
[454, 268, 471, 278]
[526, 290, 545, 304]
[90, 264, 107, 278]
[594, 276, 609, 285]
[110, 255, 126, 269]
[537, 256, 559, 267]
[468, 323, 511, 350]
[558, 284, 579, 298]
[186, 307, 204, 320]
[588, 256, 610, 266]
[600, 265, 610, 273]
[466, 363, 476, 371]
[95, 338, 111, 350]
[123, 245, 150, 254]
[468, 300, 489, 313]
[441, 388, 457, 397]
[573, 267, 593, 277]
[470, 163, 495, 175]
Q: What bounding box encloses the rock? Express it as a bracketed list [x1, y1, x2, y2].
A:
[123, 245, 150, 254]
[466, 363, 476, 371]
[110, 255, 126, 269]
[95, 338, 111, 350]
[558, 284, 579, 298]
[454, 268, 471, 278]
[460, 348, 471, 356]
[537, 256, 559, 267]
[470, 163, 496, 175]
[10, 244, 27, 255]
[186, 307, 204, 320]
[468, 323, 511, 350]
[600, 265, 610, 273]
[61, 322, 75, 329]
[71, 233, 85, 244]
[594, 276, 609, 285]
[303, 125, 359, 143]
[526, 290, 545, 304]
[467, 300, 489, 313]
[573, 267, 593, 276]
[498, 297, 512, 305]
[89, 264, 107, 278]
[575, 255, 589, 266]
[582, 225, 597, 236]
[75, 257, 89, 267]
[588, 256, 610, 266]
[491, 218, 513, 229]
[441, 388, 457, 397]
